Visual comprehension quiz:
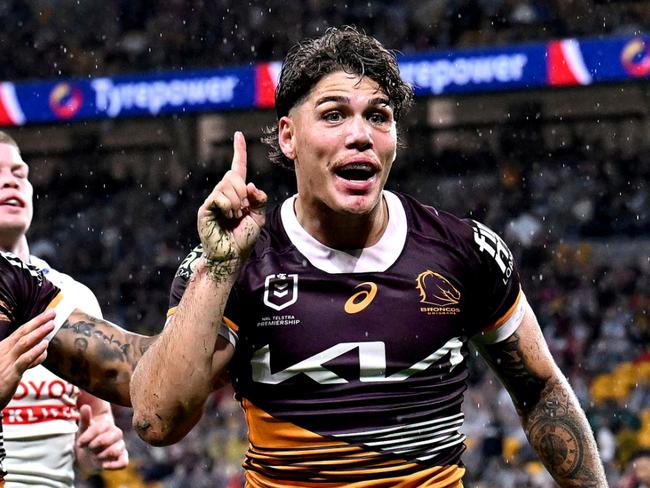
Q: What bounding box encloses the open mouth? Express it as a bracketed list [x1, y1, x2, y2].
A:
[0, 198, 24, 208]
[335, 163, 377, 181]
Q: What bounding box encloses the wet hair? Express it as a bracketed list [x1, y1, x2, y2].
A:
[263, 26, 413, 169]
[0, 131, 20, 151]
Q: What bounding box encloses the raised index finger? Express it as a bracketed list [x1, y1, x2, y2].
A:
[231, 131, 247, 179]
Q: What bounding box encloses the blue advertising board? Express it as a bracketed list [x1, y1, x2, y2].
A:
[1, 67, 255, 126]
[2, 36, 650, 126]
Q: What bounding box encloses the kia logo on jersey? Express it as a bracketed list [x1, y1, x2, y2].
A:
[263, 273, 298, 311]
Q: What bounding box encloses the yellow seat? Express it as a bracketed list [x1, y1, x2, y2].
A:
[101, 465, 149, 488]
[502, 436, 521, 463]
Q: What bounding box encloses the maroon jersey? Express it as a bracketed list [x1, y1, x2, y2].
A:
[0, 251, 62, 340]
[0, 250, 64, 481]
[169, 192, 526, 487]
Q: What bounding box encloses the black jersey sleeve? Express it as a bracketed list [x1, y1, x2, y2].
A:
[465, 219, 523, 342]
[168, 244, 203, 313]
[0, 251, 62, 340]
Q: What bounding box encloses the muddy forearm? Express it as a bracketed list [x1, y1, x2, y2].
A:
[131, 258, 236, 445]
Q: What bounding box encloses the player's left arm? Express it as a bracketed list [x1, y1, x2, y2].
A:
[74, 391, 128, 477]
[475, 307, 607, 487]
[43, 310, 156, 407]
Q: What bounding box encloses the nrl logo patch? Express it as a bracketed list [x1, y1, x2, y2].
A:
[263, 273, 298, 311]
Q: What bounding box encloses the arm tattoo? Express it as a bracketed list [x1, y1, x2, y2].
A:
[480, 332, 547, 411]
[480, 332, 606, 487]
[44, 313, 155, 407]
[528, 385, 586, 479]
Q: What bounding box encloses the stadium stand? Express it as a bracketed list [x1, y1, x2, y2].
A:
[2, 0, 650, 81]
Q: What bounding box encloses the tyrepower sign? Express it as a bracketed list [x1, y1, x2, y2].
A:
[0, 67, 255, 125]
[2, 36, 650, 126]
[399, 45, 545, 95]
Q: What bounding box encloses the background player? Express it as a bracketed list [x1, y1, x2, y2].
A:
[131, 27, 608, 487]
[0, 131, 129, 487]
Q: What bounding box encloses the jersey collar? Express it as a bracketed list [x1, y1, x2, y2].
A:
[280, 191, 407, 274]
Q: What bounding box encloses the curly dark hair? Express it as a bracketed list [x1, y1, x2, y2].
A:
[263, 26, 413, 169]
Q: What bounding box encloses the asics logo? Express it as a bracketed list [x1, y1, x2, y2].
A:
[344, 282, 377, 314]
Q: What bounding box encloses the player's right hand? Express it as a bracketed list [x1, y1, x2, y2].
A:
[198, 131, 267, 264]
[0, 309, 55, 408]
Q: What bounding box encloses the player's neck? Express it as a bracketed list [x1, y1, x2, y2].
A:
[0, 233, 29, 261]
[295, 196, 388, 250]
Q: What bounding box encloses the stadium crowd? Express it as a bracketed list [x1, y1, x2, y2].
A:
[2, 0, 650, 81]
[1, 0, 649, 486]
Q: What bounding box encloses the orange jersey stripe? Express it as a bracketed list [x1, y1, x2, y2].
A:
[245, 464, 464, 487]
[241, 399, 465, 487]
[482, 287, 522, 333]
[46, 292, 64, 311]
[244, 398, 346, 449]
[223, 316, 239, 333]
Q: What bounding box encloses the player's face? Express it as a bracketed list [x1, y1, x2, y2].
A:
[0, 143, 33, 236]
[279, 71, 397, 218]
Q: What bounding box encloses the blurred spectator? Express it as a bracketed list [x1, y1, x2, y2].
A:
[617, 448, 650, 488]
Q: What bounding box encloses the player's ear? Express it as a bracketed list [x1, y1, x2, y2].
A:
[278, 116, 296, 161]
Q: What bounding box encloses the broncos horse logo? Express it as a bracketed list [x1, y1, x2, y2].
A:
[415, 270, 461, 307]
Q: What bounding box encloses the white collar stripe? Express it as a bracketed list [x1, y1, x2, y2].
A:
[280, 191, 408, 274]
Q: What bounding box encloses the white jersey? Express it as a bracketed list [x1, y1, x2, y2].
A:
[2, 256, 102, 488]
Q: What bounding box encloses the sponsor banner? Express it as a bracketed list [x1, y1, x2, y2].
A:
[2, 67, 255, 126]
[399, 44, 546, 96]
[2, 404, 79, 424]
[2, 36, 650, 126]
[255, 61, 282, 109]
[563, 35, 650, 83]
[0, 82, 26, 125]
